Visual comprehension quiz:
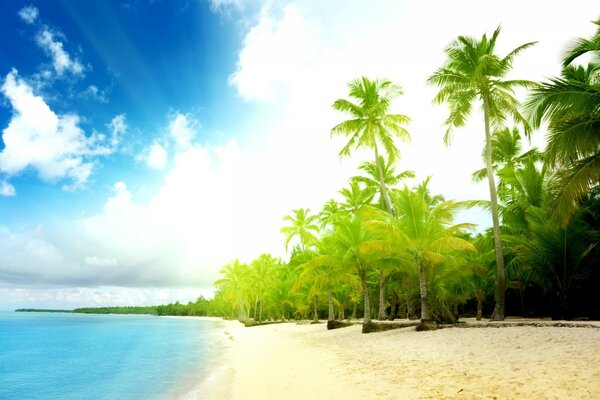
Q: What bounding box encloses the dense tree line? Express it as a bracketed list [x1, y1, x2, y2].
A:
[71, 296, 214, 316]
[213, 20, 600, 325]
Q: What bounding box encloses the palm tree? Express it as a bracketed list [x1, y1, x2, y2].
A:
[331, 76, 411, 215]
[354, 156, 415, 210]
[370, 179, 476, 324]
[318, 199, 342, 230]
[280, 208, 320, 251]
[525, 19, 600, 225]
[339, 179, 376, 214]
[250, 253, 278, 322]
[297, 238, 357, 322]
[509, 206, 596, 319]
[213, 259, 251, 322]
[353, 156, 414, 320]
[326, 211, 386, 324]
[428, 27, 536, 320]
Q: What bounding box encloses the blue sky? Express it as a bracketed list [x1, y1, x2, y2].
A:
[0, 0, 597, 310]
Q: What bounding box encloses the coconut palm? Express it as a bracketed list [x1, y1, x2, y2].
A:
[354, 156, 415, 210]
[526, 19, 600, 225]
[370, 179, 476, 324]
[352, 157, 414, 319]
[339, 179, 376, 214]
[326, 211, 388, 324]
[213, 259, 251, 322]
[428, 26, 536, 320]
[280, 208, 320, 251]
[318, 199, 342, 230]
[250, 253, 278, 322]
[297, 238, 357, 322]
[331, 76, 411, 215]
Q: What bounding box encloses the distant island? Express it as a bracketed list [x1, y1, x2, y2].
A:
[14, 296, 213, 317]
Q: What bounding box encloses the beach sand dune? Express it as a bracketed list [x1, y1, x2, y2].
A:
[206, 320, 600, 400]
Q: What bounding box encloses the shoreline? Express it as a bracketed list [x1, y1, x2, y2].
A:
[195, 318, 600, 400]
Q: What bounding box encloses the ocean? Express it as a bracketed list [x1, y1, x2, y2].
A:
[0, 312, 228, 400]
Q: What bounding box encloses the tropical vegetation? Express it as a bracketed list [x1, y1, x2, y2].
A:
[210, 21, 600, 328]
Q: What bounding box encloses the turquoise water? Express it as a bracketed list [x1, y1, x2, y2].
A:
[0, 312, 226, 400]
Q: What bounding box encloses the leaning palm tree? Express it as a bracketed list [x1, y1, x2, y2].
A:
[331, 76, 411, 215]
[525, 19, 600, 225]
[428, 27, 536, 320]
[280, 208, 320, 251]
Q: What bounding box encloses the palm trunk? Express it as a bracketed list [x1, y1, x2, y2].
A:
[377, 269, 387, 320]
[259, 297, 263, 322]
[339, 304, 345, 320]
[405, 292, 411, 319]
[253, 294, 258, 320]
[388, 292, 398, 321]
[418, 261, 432, 322]
[312, 295, 319, 323]
[360, 273, 371, 324]
[483, 93, 506, 321]
[328, 287, 335, 321]
[476, 295, 483, 321]
[351, 303, 357, 320]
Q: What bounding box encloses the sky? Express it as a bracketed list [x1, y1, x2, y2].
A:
[0, 0, 597, 310]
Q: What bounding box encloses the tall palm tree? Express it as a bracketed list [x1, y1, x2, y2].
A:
[331, 76, 411, 215]
[280, 208, 320, 251]
[526, 19, 600, 225]
[428, 27, 536, 320]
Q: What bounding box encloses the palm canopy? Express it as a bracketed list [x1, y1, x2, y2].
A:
[525, 19, 600, 224]
[339, 179, 376, 214]
[354, 155, 415, 209]
[331, 76, 411, 162]
[280, 208, 320, 251]
[472, 127, 542, 183]
[428, 26, 537, 143]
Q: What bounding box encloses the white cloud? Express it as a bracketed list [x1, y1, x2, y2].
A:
[108, 114, 127, 146]
[0, 70, 112, 190]
[36, 29, 84, 76]
[18, 5, 39, 24]
[0, 181, 16, 196]
[146, 142, 168, 169]
[85, 85, 108, 103]
[168, 112, 197, 148]
[229, 3, 317, 100]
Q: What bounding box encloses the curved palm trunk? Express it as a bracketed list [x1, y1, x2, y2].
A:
[484, 93, 506, 321]
[418, 261, 432, 322]
[377, 269, 387, 320]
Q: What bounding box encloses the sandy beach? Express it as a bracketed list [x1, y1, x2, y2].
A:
[202, 319, 600, 400]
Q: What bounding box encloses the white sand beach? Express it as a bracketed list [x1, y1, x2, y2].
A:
[202, 319, 600, 400]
